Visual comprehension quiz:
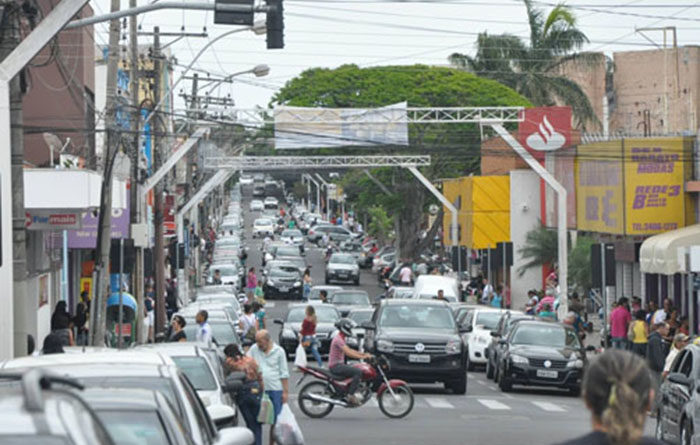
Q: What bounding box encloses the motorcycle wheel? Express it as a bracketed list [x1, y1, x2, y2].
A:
[378, 384, 414, 419]
[298, 381, 335, 419]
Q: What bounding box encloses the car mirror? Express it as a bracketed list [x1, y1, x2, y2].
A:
[207, 404, 236, 430]
[216, 426, 255, 445]
[498, 339, 507, 345]
[490, 331, 501, 338]
[273, 319, 284, 326]
[360, 321, 375, 331]
[668, 372, 693, 387]
[222, 372, 246, 394]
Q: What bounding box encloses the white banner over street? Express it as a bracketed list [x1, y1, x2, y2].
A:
[273, 102, 409, 150]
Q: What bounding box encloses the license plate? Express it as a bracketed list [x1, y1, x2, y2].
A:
[279, 287, 289, 292]
[408, 354, 431, 363]
[536, 369, 558, 379]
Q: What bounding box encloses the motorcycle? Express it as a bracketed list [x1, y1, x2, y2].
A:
[296, 355, 414, 419]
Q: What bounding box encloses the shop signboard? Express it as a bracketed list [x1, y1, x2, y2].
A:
[518, 106, 572, 162]
[67, 195, 130, 248]
[575, 141, 624, 234]
[26, 211, 82, 231]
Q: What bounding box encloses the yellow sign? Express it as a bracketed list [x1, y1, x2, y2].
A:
[575, 141, 624, 234]
[80, 277, 93, 300]
[624, 138, 690, 235]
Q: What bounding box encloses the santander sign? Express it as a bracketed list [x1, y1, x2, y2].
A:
[518, 106, 572, 162]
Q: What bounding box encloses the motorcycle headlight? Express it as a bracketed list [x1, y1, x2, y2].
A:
[445, 339, 461, 354]
[510, 354, 529, 365]
[377, 339, 394, 353]
[567, 359, 584, 369]
[293, 281, 302, 287]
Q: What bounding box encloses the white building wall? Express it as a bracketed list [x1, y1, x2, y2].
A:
[510, 170, 542, 309]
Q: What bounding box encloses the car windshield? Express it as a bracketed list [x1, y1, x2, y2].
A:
[96, 410, 170, 445]
[308, 288, 339, 300]
[395, 289, 413, 298]
[331, 255, 356, 265]
[270, 266, 299, 277]
[282, 230, 302, 237]
[475, 312, 503, 330]
[332, 292, 370, 305]
[379, 305, 456, 330]
[171, 357, 218, 391]
[80, 377, 182, 417]
[276, 246, 300, 257]
[255, 219, 272, 226]
[511, 324, 581, 348]
[288, 306, 340, 323]
[349, 311, 373, 324]
[280, 258, 305, 270]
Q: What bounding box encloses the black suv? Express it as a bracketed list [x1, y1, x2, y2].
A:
[363, 299, 468, 394]
[495, 319, 587, 394]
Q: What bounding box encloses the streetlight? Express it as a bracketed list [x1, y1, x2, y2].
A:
[201, 64, 271, 94]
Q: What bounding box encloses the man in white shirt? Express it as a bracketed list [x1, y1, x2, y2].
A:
[399, 262, 413, 285]
[481, 278, 494, 304]
[195, 310, 212, 346]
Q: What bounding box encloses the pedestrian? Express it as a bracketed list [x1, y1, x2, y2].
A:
[679, 316, 689, 336]
[254, 282, 264, 301]
[165, 281, 179, 321]
[50, 301, 74, 347]
[652, 298, 672, 325]
[41, 332, 65, 354]
[646, 322, 669, 413]
[538, 303, 557, 320]
[302, 268, 312, 301]
[610, 297, 632, 350]
[168, 315, 187, 343]
[629, 310, 649, 358]
[212, 269, 223, 285]
[525, 290, 539, 315]
[253, 301, 267, 330]
[319, 289, 329, 304]
[299, 305, 323, 368]
[196, 310, 212, 346]
[144, 290, 155, 343]
[490, 285, 504, 308]
[645, 300, 658, 325]
[435, 289, 448, 302]
[225, 343, 263, 445]
[631, 296, 642, 314]
[399, 261, 413, 285]
[663, 333, 689, 378]
[555, 349, 662, 445]
[240, 304, 258, 343]
[74, 292, 89, 346]
[481, 278, 494, 305]
[503, 283, 511, 309]
[246, 267, 258, 302]
[247, 330, 289, 445]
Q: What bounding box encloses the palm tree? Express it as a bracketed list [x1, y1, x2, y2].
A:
[517, 225, 558, 277]
[449, 0, 599, 128]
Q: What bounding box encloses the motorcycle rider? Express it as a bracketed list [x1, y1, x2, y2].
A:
[329, 319, 372, 406]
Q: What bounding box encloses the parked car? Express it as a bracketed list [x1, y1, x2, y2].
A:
[494, 319, 586, 394]
[252, 218, 275, 238]
[274, 303, 341, 358]
[326, 253, 361, 285]
[0, 369, 115, 445]
[330, 290, 372, 317]
[264, 197, 279, 209]
[461, 308, 508, 370]
[249, 200, 264, 211]
[363, 299, 468, 394]
[485, 312, 534, 379]
[656, 344, 700, 445]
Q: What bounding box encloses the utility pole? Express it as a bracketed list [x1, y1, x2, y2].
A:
[152, 26, 166, 336]
[0, 1, 29, 356]
[129, 0, 145, 344]
[91, 0, 121, 346]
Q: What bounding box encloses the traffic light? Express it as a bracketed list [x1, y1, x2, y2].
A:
[266, 0, 284, 49]
[214, 0, 254, 26]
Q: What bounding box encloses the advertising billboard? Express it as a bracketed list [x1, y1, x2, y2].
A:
[518, 106, 572, 162]
[576, 141, 624, 234]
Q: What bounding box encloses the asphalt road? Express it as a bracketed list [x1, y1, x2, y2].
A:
[236, 186, 654, 445]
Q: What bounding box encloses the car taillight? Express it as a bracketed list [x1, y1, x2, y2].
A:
[309, 229, 315, 235]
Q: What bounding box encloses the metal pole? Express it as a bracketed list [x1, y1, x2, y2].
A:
[502, 242, 507, 305]
[62, 231, 69, 301]
[487, 246, 492, 287]
[118, 238, 124, 349]
[491, 124, 568, 318]
[601, 242, 608, 348]
[688, 272, 694, 337]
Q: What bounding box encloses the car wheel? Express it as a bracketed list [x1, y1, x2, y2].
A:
[354, 278, 360, 286]
[449, 373, 467, 395]
[485, 359, 494, 379]
[499, 374, 512, 392]
[682, 418, 692, 445]
[569, 386, 581, 397]
[655, 412, 664, 442]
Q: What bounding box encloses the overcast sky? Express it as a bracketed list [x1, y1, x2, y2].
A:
[89, 0, 700, 112]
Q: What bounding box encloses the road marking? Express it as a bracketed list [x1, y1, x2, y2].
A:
[531, 401, 566, 412]
[475, 379, 486, 386]
[477, 399, 511, 410]
[264, 302, 276, 308]
[425, 397, 455, 409]
[487, 385, 498, 391]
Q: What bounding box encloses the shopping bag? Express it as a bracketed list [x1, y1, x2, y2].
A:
[294, 343, 307, 368]
[257, 393, 276, 425]
[273, 404, 305, 445]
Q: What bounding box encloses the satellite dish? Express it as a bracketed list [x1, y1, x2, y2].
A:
[429, 204, 439, 215]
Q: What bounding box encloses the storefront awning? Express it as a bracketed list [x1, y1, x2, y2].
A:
[640, 224, 700, 275]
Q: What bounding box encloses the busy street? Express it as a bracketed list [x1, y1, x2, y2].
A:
[3, 1, 700, 445]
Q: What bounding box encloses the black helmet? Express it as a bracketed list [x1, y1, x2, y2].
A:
[335, 318, 356, 337]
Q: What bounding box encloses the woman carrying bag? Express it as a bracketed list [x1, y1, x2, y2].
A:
[225, 344, 264, 445]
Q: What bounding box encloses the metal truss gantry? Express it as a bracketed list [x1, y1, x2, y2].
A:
[202, 155, 431, 170]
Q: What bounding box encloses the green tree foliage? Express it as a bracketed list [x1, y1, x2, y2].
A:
[272, 64, 530, 259]
[449, 0, 600, 128]
[517, 224, 558, 277]
[367, 206, 395, 245]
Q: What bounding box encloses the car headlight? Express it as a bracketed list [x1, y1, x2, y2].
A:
[377, 339, 394, 353]
[293, 281, 302, 287]
[510, 354, 529, 365]
[567, 359, 584, 369]
[445, 339, 461, 354]
[267, 280, 275, 287]
[352, 267, 359, 274]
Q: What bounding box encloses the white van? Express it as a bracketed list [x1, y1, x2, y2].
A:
[411, 275, 460, 302]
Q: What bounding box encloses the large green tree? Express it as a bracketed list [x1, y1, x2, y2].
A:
[272, 64, 530, 259]
[449, 0, 599, 128]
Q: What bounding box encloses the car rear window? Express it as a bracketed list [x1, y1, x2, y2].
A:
[80, 377, 183, 418]
[171, 357, 218, 391]
[332, 293, 369, 305]
[511, 324, 581, 348]
[96, 410, 170, 445]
